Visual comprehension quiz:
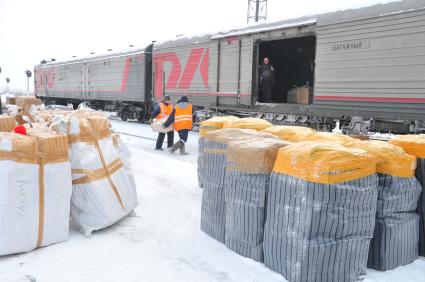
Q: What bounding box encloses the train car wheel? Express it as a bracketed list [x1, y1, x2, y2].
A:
[121, 114, 128, 121]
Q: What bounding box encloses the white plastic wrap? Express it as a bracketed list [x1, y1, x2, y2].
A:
[64, 116, 138, 236]
[0, 161, 39, 256]
[0, 134, 72, 256]
[113, 134, 137, 191]
[151, 117, 173, 133]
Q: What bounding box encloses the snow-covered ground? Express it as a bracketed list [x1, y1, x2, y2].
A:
[0, 120, 424, 282]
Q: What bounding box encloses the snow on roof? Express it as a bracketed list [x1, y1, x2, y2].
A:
[155, 0, 423, 50]
[153, 33, 213, 50]
[211, 17, 317, 39]
[36, 46, 148, 68]
[317, 0, 425, 26]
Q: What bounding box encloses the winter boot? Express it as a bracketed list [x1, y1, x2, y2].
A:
[180, 143, 189, 155]
[170, 141, 183, 154]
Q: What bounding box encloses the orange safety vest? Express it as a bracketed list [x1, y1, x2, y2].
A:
[174, 103, 193, 131]
[156, 102, 173, 120]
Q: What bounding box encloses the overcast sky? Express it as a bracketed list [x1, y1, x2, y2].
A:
[0, 0, 398, 92]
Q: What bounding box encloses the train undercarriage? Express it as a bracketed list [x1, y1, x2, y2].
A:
[39, 96, 425, 134]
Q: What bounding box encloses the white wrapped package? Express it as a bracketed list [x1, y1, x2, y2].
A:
[112, 133, 137, 191]
[60, 112, 137, 236]
[151, 117, 173, 133]
[0, 131, 72, 256]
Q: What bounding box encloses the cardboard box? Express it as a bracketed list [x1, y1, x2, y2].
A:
[287, 88, 298, 103]
[296, 86, 312, 104]
[6, 96, 16, 105]
[0, 115, 16, 132]
[16, 96, 42, 110]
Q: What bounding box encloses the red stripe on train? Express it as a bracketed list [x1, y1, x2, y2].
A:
[120, 57, 132, 91]
[315, 96, 425, 103]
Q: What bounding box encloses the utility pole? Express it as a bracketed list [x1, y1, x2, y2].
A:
[247, 0, 267, 23]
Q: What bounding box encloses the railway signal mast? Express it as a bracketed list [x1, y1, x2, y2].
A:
[25, 70, 32, 95]
[247, 0, 267, 23]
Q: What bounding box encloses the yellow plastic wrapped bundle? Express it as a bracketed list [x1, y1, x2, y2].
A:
[345, 140, 416, 177]
[224, 138, 289, 261]
[198, 116, 239, 188]
[389, 135, 425, 158]
[390, 135, 425, 257]
[199, 116, 240, 138]
[273, 141, 376, 184]
[262, 125, 315, 142]
[205, 128, 278, 150]
[201, 128, 278, 242]
[222, 117, 272, 131]
[300, 132, 355, 145]
[345, 140, 421, 270]
[265, 141, 378, 281]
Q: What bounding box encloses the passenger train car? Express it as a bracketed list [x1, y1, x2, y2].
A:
[35, 0, 425, 133]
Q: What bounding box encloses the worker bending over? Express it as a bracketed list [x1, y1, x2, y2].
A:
[164, 96, 196, 155]
[151, 95, 174, 151]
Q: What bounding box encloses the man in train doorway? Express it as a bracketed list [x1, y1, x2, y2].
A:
[151, 95, 174, 150]
[260, 57, 274, 103]
[164, 96, 196, 155]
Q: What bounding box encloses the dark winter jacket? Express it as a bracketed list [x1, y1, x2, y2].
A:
[260, 64, 274, 79]
[150, 104, 161, 119]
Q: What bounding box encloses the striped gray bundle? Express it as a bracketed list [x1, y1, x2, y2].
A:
[367, 174, 422, 270]
[263, 174, 378, 282]
[224, 139, 287, 262]
[201, 139, 228, 242]
[200, 129, 278, 243]
[197, 137, 206, 188]
[416, 158, 425, 257]
[197, 116, 240, 188]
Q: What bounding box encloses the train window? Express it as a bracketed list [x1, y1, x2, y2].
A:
[257, 35, 316, 104]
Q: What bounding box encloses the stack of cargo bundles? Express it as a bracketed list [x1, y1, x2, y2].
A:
[262, 125, 315, 142]
[15, 96, 43, 111]
[225, 138, 289, 262]
[263, 142, 378, 282]
[51, 111, 138, 236]
[222, 117, 272, 131]
[198, 116, 239, 188]
[301, 131, 355, 145]
[200, 128, 277, 243]
[0, 130, 72, 256]
[390, 135, 425, 257]
[347, 140, 421, 270]
[0, 115, 16, 132]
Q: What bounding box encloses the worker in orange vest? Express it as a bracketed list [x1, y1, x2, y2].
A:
[151, 95, 174, 150]
[164, 96, 195, 155]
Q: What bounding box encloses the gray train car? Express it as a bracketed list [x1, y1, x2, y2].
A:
[35, 45, 153, 121]
[152, 0, 425, 133]
[35, 0, 425, 132]
[314, 0, 425, 132]
[152, 35, 212, 107]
